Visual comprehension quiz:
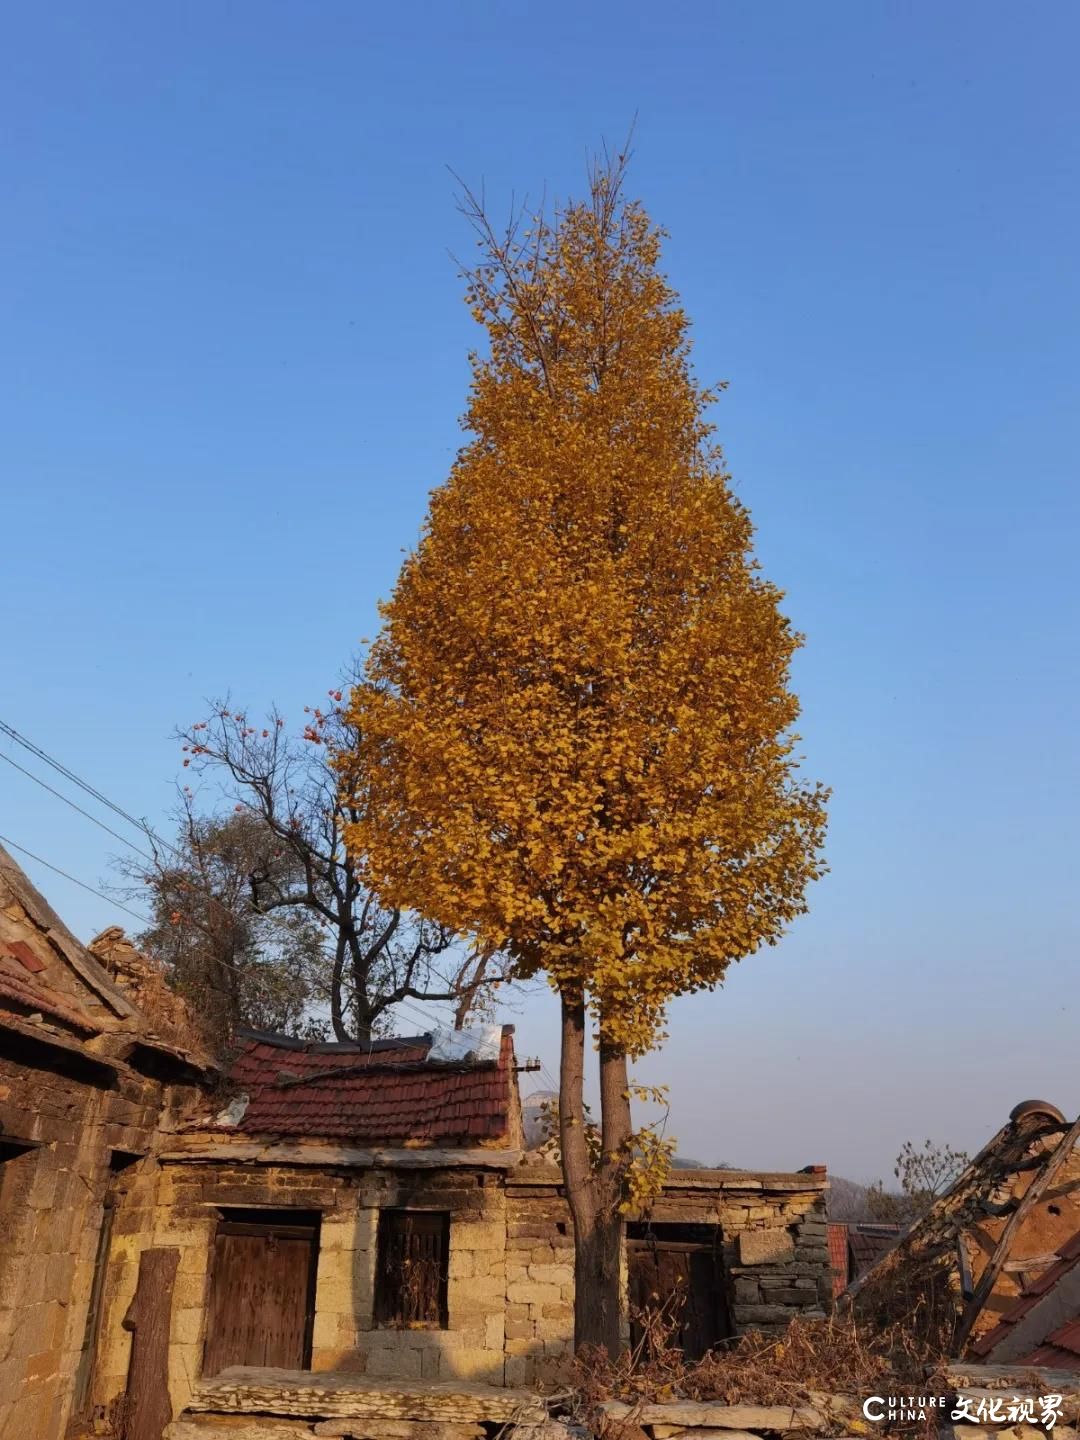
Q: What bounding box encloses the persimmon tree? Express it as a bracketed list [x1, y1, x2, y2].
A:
[337, 155, 828, 1352]
[119, 800, 329, 1047]
[120, 689, 503, 1046]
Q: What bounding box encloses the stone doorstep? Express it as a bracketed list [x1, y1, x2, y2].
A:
[189, 1369, 547, 1424]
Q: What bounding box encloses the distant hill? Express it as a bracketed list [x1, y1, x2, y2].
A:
[671, 1156, 739, 1171]
[827, 1175, 876, 1221]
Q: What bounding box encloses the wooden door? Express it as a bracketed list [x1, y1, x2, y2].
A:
[628, 1236, 730, 1360]
[203, 1213, 319, 1375]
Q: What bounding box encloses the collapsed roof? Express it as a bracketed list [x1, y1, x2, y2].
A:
[846, 1100, 1080, 1357]
[183, 1023, 522, 1149]
[0, 841, 210, 1078]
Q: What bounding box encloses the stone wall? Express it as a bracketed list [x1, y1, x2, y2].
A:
[502, 1166, 831, 1388]
[504, 1175, 577, 1388]
[644, 1171, 832, 1333]
[99, 1158, 513, 1418]
[0, 1040, 197, 1440]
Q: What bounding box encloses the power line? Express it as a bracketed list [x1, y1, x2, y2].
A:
[0, 719, 151, 838]
[0, 832, 153, 928]
[0, 721, 491, 1052]
[0, 718, 448, 986]
[0, 750, 155, 862]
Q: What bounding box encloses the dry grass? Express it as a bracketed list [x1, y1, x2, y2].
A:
[573, 1293, 952, 1425]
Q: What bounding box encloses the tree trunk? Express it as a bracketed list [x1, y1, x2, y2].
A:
[121, 1246, 179, 1440]
[558, 992, 627, 1356]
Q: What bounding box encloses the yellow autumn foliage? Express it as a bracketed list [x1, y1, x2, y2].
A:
[338, 160, 827, 1057]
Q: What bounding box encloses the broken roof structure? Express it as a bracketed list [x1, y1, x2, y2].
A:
[215, 1025, 519, 1145]
[846, 1099, 1080, 1359]
[970, 1228, 1080, 1365]
[0, 840, 209, 1076]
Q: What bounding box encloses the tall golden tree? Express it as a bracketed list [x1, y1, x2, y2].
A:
[338, 155, 828, 1353]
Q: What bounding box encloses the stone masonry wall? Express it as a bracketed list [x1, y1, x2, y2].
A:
[101, 1158, 512, 1420]
[504, 1178, 577, 1388]
[0, 1042, 195, 1440]
[503, 1167, 831, 1387]
[643, 1174, 832, 1333]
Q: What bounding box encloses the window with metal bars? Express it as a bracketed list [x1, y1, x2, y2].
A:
[374, 1210, 450, 1328]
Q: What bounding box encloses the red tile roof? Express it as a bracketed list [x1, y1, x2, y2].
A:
[4, 939, 46, 973]
[225, 1027, 517, 1146]
[0, 954, 99, 1035]
[1025, 1316, 1080, 1367]
[972, 1229, 1080, 1360]
[848, 1223, 901, 1274]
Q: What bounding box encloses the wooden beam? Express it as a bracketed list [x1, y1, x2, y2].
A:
[956, 1112, 1080, 1351]
[1002, 1250, 1059, 1273]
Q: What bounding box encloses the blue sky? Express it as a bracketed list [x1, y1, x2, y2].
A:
[2, 2, 1077, 1181]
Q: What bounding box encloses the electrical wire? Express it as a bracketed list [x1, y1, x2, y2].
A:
[0, 749, 156, 862]
[0, 720, 487, 1052]
[0, 831, 154, 928]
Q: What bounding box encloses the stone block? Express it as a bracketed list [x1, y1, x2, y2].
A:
[738, 1229, 794, 1266]
[312, 1311, 347, 1352]
[455, 1220, 505, 1251]
[506, 1335, 546, 1357]
[756, 1287, 813, 1305]
[733, 1303, 800, 1324]
[535, 1316, 574, 1341]
[312, 1424, 484, 1440]
[602, 1404, 825, 1431]
[507, 1280, 561, 1307]
[364, 1345, 424, 1380]
[167, 1424, 315, 1439]
[528, 1263, 574, 1287]
[321, 1221, 364, 1253]
[505, 1356, 530, 1387]
[448, 1248, 474, 1280]
[439, 1346, 503, 1382]
[171, 1306, 205, 1347]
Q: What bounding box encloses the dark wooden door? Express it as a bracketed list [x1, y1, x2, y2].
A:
[203, 1214, 318, 1375]
[628, 1238, 730, 1360]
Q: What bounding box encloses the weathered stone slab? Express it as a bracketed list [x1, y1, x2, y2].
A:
[312, 1425, 484, 1440]
[669, 1430, 760, 1440]
[167, 1422, 317, 1439]
[190, 1370, 547, 1424]
[737, 1230, 795, 1266]
[603, 1404, 825, 1431]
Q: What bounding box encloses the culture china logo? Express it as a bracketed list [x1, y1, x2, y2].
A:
[861, 1394, 1064, 1427]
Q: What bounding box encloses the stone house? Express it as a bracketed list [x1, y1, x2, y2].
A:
[0, 842, 210, 1440]
[0, 843, 832, 1438]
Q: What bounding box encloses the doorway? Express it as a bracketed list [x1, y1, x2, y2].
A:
[627, 1222, 732, 1360]
[202, 1208, 320, 1374]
